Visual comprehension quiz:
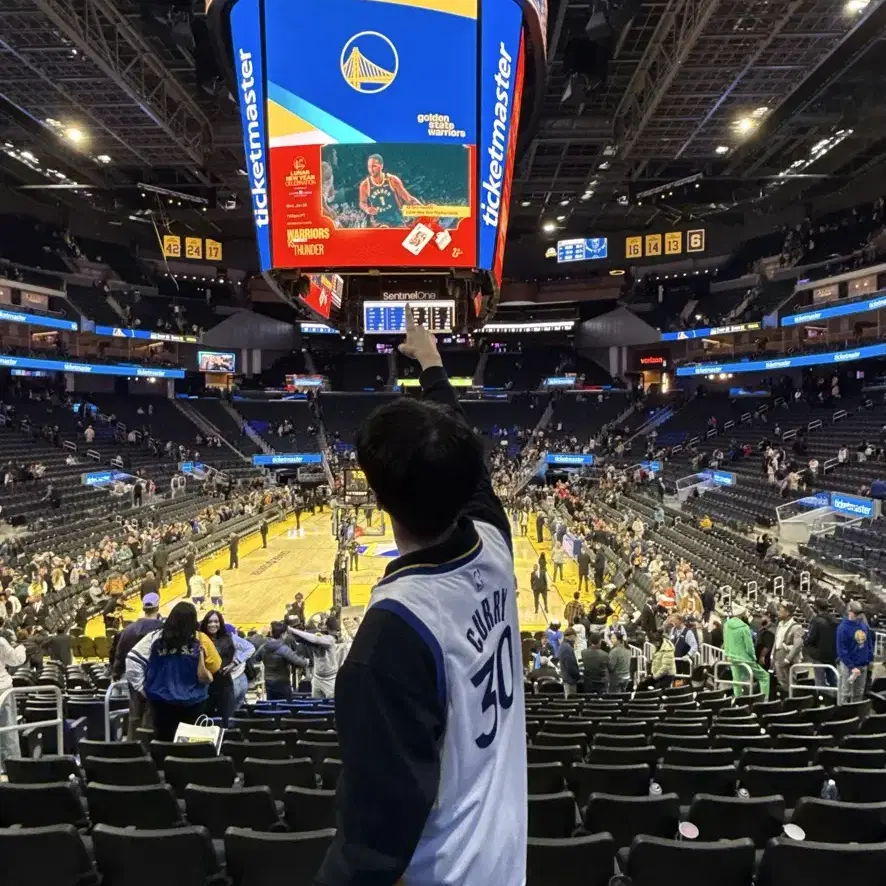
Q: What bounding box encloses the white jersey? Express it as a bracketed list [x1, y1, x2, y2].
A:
[369, 519, 526, 885]
[208, 574, 224, 598]
[189, 574, 206, 598]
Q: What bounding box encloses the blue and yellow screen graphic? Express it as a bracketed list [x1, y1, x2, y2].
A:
[226, 0, 537, 280]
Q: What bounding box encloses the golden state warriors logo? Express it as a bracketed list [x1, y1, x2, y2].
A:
[340, 31, 398, 95]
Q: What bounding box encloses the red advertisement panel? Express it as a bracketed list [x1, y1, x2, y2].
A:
[269, 143, 477, 269]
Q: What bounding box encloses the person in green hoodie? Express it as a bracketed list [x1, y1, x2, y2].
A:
[723, 604, 770, 697]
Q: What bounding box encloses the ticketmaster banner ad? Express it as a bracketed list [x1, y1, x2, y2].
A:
[217, 0, 542, 280]
[676, 343, 886, 377]
[829, 492, 877, 519]
[781, 293, 886, 327]
[546, 453, 594, 467]
[0, 355, 184, 378]
[253, 453, 324, 466]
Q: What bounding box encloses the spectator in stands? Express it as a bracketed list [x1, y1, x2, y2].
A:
[773, 601, 804, 695]
[581, 631, 609, 694]
[0, 618, 26, 773]
[254, 621, 309, 701]
[576, 544, 591, 592]
[153, 543, 168, 585]
[594, 545, 606, 589]
[208, 570, 224, 609]
[112, 592, 163, 737]
[564, 591, 584, 626]
[288, 592, 306, 624]
[608, 630, 631, 693]
[288, 618, 343, 699]
[723, 605, 770, 697]
[44, 625, 73, 666]
[260, 518, 269, 548]
[754, 613, 775, 674]
[558, 627, 580, 697]
[535, 511, 544, 543]
[550, 543, 565, 582]
[530, 560, 548, 615]
[529, 655, 559, 684]
[805, 598, 839, 688]
[643, 631, 676, 689]
[140, 570, 159, 600]
[200, 610, 238, 725]
[126, 601, 221, 741]
[638, 593, 658, 637]
[837, 600, 874, 704]
[228, 532, 239, 570]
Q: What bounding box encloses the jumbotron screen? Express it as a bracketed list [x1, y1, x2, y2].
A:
[218, 0, 538, 285]
[363, 300, 455, 334]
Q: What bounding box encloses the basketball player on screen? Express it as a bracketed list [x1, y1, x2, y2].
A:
[358, 153, 421, 228]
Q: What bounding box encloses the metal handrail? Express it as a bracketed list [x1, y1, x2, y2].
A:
[0, 684, 64, 755]
[104, 680, 130, 742]
[714, 660, 754, 695]
[788, 663, 839, 701]
[700, 644, 724, 667]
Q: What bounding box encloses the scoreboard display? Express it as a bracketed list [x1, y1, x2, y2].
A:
[556, 237, 608, 264]
[363, 300, 455, 334]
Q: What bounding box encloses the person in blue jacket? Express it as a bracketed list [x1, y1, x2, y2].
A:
[836, 600, 874, 703]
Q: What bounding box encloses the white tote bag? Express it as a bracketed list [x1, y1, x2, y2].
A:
[173, 715, 224, 752]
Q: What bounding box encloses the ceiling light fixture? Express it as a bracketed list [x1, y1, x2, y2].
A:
[559, 199, 569, 206]
[734, 117, 756, 135]
[715, 145, 729, 155]
[542, 221, 556, 232]
[520, 200, 530, 207]
[96, 154, 111, 164]
[65, 127, 84, 143]
[556, 215, 565, 221]
[845, 0, 870, 11]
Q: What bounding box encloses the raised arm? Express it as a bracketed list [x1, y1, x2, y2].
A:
[400, 308, 511, 544]
[288, 626, 335, 648]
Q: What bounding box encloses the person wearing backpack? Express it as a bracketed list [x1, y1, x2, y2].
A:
[125, 601, 221, 741]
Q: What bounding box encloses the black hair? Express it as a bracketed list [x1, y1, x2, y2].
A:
[588, 632, 602, 647]
[368, 153, 383, 165]
[159, 601, 198, 652]
[270, 621, 286, 639]
[355, 399, 484, 540]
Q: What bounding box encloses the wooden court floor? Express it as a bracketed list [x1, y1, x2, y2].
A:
[88, 511, 584, 636]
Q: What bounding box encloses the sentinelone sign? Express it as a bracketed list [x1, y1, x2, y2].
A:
[0, 355, 185, 378]
[675, 343, 886, 376]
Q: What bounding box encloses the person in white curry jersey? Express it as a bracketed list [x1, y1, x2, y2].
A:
[315, 308, 525, 885]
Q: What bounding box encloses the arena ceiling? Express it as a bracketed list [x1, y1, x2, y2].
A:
[0, 0, 885, 249]
[512, 0, 886, 236]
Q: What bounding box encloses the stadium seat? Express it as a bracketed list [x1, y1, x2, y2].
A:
[224, 827, 336, 886]
[588, 745, 657, 767]
[248, 728, 302, 754]
[740, 765, 827, 809]
[655, 765, 739, 804]
[92, 824, 221, 886]
[792, 797, 886, 843]
[283, 786, 337, 832]
[593, 733, 650, 748]
[816, 747, 886, 772]
[527, 763, 565, 794]
[535, 731, 589, 753]
[663, 747, 735, 768]
[739, 746, 810, 770]
[832, 767, 886, 803]
[5, 755, 82, 784]
[526, 833, 615, 886]
[223, 740, 289, 770]
[293, 740, 339, 768]
[149, 740, 216, 768]
[78, 739, 145, 759]
[83, 756, 161, 786]
[185, 785, 283, 838]
[87, 783, 184, 828]
[161, 756, 238, 796]
[566, 764, 652, 805]
[241, 757, 315, 800]
[527, 744, 584, 767]
[621, 836, 756, 886]
[757, 837, 886, 886]
[584, 792, 680, 848]
[527, 791, 577, 838]
[844, 732, 886, 750]
[653, 734, 712, 754]
[319, 758, 342, 790]
[0, 781, 88, 829]
[0, 825, 97, 886]
[687, 793, 785, 847]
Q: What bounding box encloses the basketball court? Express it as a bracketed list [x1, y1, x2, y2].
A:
[88, 510, 583, 637]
